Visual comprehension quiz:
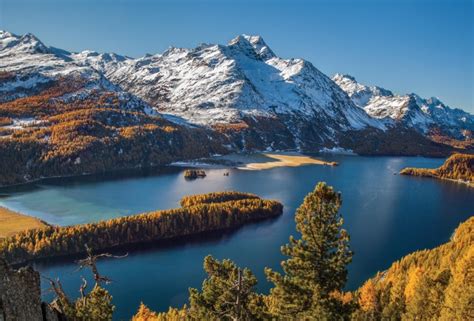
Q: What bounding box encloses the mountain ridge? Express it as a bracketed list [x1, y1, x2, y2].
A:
[333, 73, 474, 139]
[0, 30, 471, 185]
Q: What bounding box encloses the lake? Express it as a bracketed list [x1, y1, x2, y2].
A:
[0, 155, 472, 320]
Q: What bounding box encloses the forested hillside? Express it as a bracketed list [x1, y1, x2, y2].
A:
[0, 77, 228, 186]
[352, 216, 473, 320]
[0, 192, 282, 264]
[400, 153, 474, 185]
[1, 30, 472, 188]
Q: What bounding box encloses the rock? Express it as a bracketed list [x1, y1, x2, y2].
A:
[0, 259, 63, 321]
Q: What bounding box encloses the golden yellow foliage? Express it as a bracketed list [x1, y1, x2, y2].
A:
[400, 153, 474, 184]
[352, 216, 474, 320]
[358, 279, 379, 313]
[0, 193, 282, 264]
[0, 207, 48, 239]
[132, 303, 188, 321]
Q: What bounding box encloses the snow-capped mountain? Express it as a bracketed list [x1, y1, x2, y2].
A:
[0, 31, 156, 115]
[95, 35, 385, 131]
[0, 30, 471, 154]
[333, 73, 474, 138]
[0, 31, 393, 151]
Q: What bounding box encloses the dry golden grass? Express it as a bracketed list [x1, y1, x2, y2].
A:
[0, 207, 47, 239]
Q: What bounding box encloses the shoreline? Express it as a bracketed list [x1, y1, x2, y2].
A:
[400, 174, 474, 188]
[0, 152, 456, 189]
[172, 152, 339, 171]
[399, 153, 473, 188]
[0, 206, 49, 239]
[235, 153, 338, 170]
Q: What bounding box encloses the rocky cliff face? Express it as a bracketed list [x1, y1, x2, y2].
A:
[0, 259, 61, 321]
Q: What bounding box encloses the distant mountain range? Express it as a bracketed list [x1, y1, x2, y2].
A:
[0, 30, 472, 184]
[333, 74, 473, 138]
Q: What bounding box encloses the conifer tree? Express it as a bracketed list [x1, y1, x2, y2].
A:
[189, 255, 264, 321]
[440, 247, 474, 320]
[74, 284, 114, 321]
[265, 182, 353, 319]
[46, 247, 119, 321]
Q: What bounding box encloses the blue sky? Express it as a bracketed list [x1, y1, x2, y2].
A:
[1, 0, 473, 112]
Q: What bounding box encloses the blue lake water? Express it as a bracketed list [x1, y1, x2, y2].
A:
[0, 155, 472, 320]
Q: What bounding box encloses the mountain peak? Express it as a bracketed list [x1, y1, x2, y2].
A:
[333, 73, 357, 82]
[0, 30, 49, 54]
[0, 30, 19, 51]
[228, 34, 275, 60]
[0, 30, 14, 39]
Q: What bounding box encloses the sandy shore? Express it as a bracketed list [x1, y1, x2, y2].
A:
[172, 153, 339, 170]
[0, 206, 48, 239]
[226, 153, 338, 170]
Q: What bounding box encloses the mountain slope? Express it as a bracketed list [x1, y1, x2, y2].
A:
[89, 34, 394, 151]
[333, 73, 474, 139]
[100, 35, 385, 131]
[353, 216, 474, 320]
[1, 31, 396, 153]
[0, 31, 227, 186]
[0, 30, 468, 185]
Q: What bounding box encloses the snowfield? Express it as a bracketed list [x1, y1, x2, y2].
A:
[1, 30, 472, 145]
[333, 73, 474, 137]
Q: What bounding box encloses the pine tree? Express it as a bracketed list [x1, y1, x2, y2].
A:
[381, 278, 405, 320]
[440, 246, 474, 320]
[74, 284, 114, 321]
[265, 182, 353, 319]
[188, 255, 263, 321]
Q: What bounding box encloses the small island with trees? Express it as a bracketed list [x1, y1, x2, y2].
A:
[183, 169, 207, 180]
[400, 153, 473, 186]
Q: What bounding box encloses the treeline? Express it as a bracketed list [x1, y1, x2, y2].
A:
[0, 192, 282, 264]
[339, 125, 455, 157]
[0, 78, 229, 186]
[180, 191, 259, 207]
[132, 183, 473, 321]
[400, 153, 474, 184]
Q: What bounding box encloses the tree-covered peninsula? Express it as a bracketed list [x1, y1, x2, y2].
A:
[400, 153, 474, 186]
[0, 192, 282, 264]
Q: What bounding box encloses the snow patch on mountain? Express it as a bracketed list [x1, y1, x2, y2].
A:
[4, 29, 472, 147]
[98, 34, 387, 132]
[333, 73, 474, 136]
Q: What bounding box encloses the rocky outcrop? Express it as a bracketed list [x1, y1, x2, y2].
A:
[0, 259, 61, 321]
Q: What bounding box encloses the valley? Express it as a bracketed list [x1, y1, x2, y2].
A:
[0, 31, 472, 187]
[0, 12, 473, 320]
